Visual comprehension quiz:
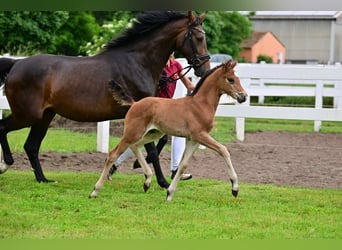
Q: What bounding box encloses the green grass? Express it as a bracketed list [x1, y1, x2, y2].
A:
[2, 118, 341, 239]
[0, 170, 340, 239]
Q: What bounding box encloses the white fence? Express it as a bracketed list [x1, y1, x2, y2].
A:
[175, 60, 342, 141]
[1, 56, 342, 152]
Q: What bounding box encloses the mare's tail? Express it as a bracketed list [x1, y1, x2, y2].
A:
[108, 79, 135, 106]
[0, 58, 18, 87]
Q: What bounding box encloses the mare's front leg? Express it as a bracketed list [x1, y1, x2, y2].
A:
[24, 112, 56, 182]
[144, 142, 170, 188]
[166, 140, 198, 202]
[195, 133, 239, 197]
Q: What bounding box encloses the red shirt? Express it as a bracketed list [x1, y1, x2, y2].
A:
[158, 59, 183, 98]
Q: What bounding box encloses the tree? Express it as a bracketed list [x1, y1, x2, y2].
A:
[0, 11, 68, 55]
[204, 11, 252, 59]
[53, 12, 100, 55]
[80, 12, 137, 56]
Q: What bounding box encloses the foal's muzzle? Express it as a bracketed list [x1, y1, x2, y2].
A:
[236, 93, 247, 104]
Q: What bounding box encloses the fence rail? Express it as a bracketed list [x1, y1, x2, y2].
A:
[1, 56, 341, 152]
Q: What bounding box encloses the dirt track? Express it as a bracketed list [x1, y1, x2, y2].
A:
[8, 118, 342, 189]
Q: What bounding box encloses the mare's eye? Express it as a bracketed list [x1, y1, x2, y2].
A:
[196, 37, 204, 42]
[227, 78, 234, 84]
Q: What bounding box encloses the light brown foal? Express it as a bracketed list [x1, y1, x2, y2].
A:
[89, 60, 247, 201]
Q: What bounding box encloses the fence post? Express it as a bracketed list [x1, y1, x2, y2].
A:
[97, 121, 110, 153]
[314, 81, 323, 131]
[235, 78, 250, 141]
[334, 81, 342, 109]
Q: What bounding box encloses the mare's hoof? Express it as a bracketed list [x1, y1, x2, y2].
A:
[232, 189, 239, 197]
[158, 180, 170, 189]
[38, 178, 57, 183]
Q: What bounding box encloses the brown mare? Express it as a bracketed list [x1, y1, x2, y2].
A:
[0, 11, 210, 188]
[89, 61, 248, 201]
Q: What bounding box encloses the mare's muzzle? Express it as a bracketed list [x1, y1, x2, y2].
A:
[188, 54, 211, 76]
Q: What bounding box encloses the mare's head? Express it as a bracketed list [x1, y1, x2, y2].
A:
[175, 11, 210, 77]
[217, 61, 247, 103]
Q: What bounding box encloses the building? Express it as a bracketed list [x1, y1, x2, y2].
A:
[248, 11, 342, 64]
[240, 31, 286, 63]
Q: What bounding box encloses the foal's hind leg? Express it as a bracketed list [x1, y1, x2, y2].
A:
[23, 110, 56, 182]
[131, 145, 153, 192]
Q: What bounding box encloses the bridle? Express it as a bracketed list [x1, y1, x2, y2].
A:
[183, 23, 210, 69]
[168, 17, 211, 82]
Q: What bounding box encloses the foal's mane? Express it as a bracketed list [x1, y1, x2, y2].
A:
[188, 64, 224, 96]
[103, 11, 187, 50]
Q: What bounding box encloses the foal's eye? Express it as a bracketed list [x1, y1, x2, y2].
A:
[227, 78, 235, 84]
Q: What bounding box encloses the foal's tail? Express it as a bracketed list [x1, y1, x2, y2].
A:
[108, 79, 135, 106]
[0, 58, 18, 87]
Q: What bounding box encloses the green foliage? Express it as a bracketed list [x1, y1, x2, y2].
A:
[0, 11, 251, 58]
[80, 12, 135, 56]
[52, 12, 100, 56]
[257, 54, 273, 63]
[0, 171, 340, 239]
[204, 11, 252, 58]
[0, 11, 69, 55]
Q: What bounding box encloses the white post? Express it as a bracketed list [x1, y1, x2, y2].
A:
[235, 117, 245, 141]
[334, 81, 342, 109]
[97, 121, 110, 153]
[314, 81, 323, 131]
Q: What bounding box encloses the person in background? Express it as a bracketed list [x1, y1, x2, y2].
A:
[108, 52, 195, 181]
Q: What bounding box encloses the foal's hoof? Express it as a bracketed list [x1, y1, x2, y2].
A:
[232, 189, 239, 197]
[143, 183, 151, 192]
[166, 190, 173, 202]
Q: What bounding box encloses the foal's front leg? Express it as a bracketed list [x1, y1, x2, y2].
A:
[195, 133, 239, 197]
[166, 140, 198, 202]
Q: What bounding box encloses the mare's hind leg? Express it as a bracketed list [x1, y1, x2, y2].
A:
[166, 140, 198, 202]
[144, 142, 170, 188]
[24, 110, 56, 182]
[0, 116, 15, 173]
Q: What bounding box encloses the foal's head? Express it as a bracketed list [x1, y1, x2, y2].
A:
[218, 61, 247, 103]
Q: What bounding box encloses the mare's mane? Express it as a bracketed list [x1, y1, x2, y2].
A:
[103, 11, 187, 50]
[188, 63, 224, 96]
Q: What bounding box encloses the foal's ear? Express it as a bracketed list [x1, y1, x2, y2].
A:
[223, 60, 237, 72]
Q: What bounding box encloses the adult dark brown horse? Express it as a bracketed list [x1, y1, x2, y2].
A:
[0, 11, 210, 187]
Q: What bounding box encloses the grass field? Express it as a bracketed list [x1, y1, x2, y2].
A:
[1, 117, 341, 239]
[0, 170, 340, 239]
